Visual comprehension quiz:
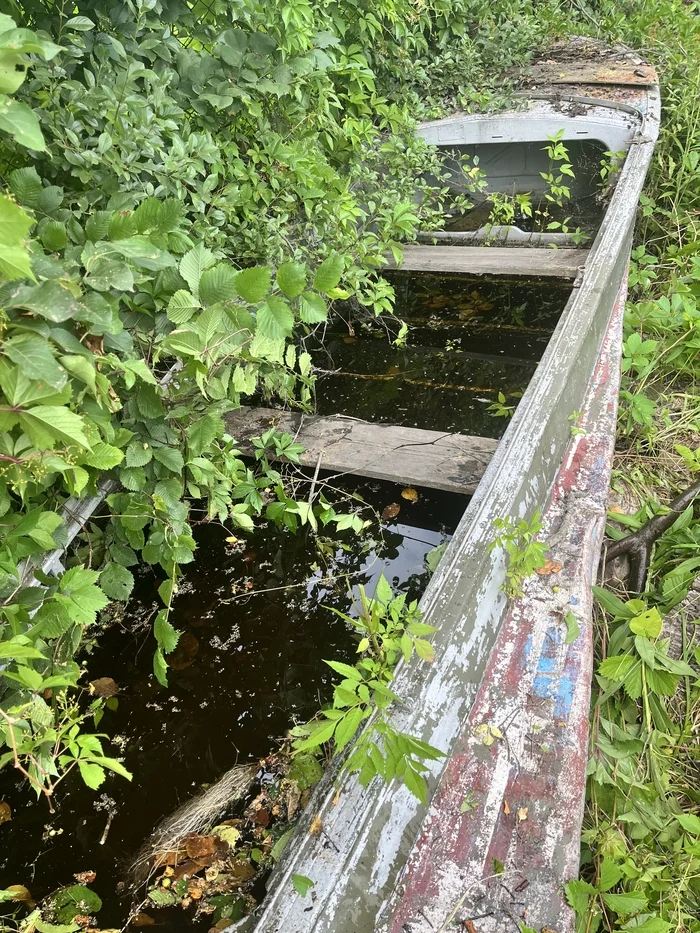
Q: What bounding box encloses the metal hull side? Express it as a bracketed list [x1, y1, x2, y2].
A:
[248, 84, 659, 933]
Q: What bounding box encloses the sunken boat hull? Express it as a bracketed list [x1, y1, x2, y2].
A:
[248, 40, 660, 933]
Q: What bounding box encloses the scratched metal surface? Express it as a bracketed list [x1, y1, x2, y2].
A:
[379, 283, 626, 933]
[245, 65, 660, 933]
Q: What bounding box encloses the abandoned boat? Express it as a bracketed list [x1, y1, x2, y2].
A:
[237, 39, 660, 933]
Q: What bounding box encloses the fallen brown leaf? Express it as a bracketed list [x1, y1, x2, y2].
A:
[252, 808, 270, 827]
[381, 503, 400, 521]
[185, 834, 218, 861]
[89, 677, 119, 698]
[73, 870, 96, 885]
[463, 921, 478, 933]
[131, 913, 155, 927]
[401, 488, 418, 502]
[309, 815, 323, 836]
[517, 807, 528, 822]
[0, 801, 11, 824]
[6, 885, 33, 905]
[503, 800, 511, 815]
[535, 560, 563, 576]
[333, 791, 341, 807]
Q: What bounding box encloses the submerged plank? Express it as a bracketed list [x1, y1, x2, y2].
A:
[391, 245, 588, 278]
[224, 407, 499, 495]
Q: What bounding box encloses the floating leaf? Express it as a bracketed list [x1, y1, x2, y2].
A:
[401, 487, 418, 502]
[381, 502, 400, 521]
[89, 677, 119, 698]
[292, 874, 315, 897]
[0, 802, 10, 824]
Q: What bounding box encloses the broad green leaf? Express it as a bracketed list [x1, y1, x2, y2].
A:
[153, 447, 185, 473]
[0, 641, 46, 660]
[334, 706, 365, 751]
[676, 812, 700, 834]
[276, 261, 307, 298]
[0, 96, 46, 151]
[601, 890, 647, 916]
[403, 766, 428, 805]
[599, 858, 623, 892]
[629, 607, 662, 638]
[564, 609, 580, 644]
[4, 334, 67, 388]
[0, 192, 32, 247]
[293, 717, 337, 750]
[154, 610, 180, 654]
[19, 406, 91, 449]
[313, 254, 344, 293]
[8, 166, 42, 207]
[235, 265, 271, 303]
[0, 243, 34, 281]
[85, 258, 134, 292]
[179, 244, 215, 298]
[257, 296, 294, 340]
[292, 875, 314, 897]
[125, 443, 152, 468]
[199, 263, 238, 305]
[599, 654, 637, 682]
[188, 413, 222, 457]
[7, 281, 82, 324]
[64, 16, 95, 30]
[99, 562, 134, 601]
[299, 290, 327, 323]
[78, 760, 105, 789]
[83, 442, 124, 470]
[564, 879, 597, 914]
[591, 585, 635, 618]
[60, 355, 96, 391]
[153, 647, 168, 686]
[324, 659, 362, 680]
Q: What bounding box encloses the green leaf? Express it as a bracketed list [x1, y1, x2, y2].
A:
[334, 706, 365, 751]
[154, 610, 180, 654]
[199, 263, 239, 305]
[56, 566, 109, 625]
[629, 607, 663, 638]
[0, 192, 32, 247]
[19, 406, 91, 449]
[4, 334, 67, 388]
[0, 640, 46, 660]
[591, 585, 634, 618]
[125, 443, 152, 468]
[599, 858, 623, 892]
[179, 244, 215, 298]
[324, 659, 362, 680]
[313, 254, 344, 293]
[64, 16, 95, 30]
[8, 166, 42, 207]
[0, 96, 45, 151]
[0, 243, 34, 281]
[235, 265, 271, 303]
[153, 647, 168, 687]
[54, 885, 102, 923]
[293, 717, 337, 750]
[257, 296, 294, 340]
[292, 875, 315, 898]
[153, 447, 185, 473]
[276, 261, 307, 298]
[99, 563, 134, 601]
[85, 258, 134, 292]
[167, 289, 200, 325]
[676, 812, 700, 834]
[270, 827, 294, 862]
[601, 890, 647, 916]
[78, 760, 105, 789]
[599, 654, 637, 682]
[83, 442, 124, 470]
[564, 879, 597, 914]
[631, 919, 673, 933]
[188, 413, 222, 457]
[564, 609, 580, 644]
[403, 766, 428, 805]
[299, 290, 328, 323]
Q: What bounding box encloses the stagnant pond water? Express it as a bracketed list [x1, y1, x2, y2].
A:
[0, 477, 465, 931]
[313, 273, 572, 436]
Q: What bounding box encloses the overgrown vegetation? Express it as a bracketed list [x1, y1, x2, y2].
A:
[0, 0, 562, 801]
[563, 2, 700, 932]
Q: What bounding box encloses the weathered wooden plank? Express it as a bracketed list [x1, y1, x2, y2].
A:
[389, 245, 588, 278]
[224, 407, 499, 495]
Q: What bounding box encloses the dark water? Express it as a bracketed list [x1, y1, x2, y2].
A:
[314, 274, 571, 436]
[0, 477, 465, 929]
